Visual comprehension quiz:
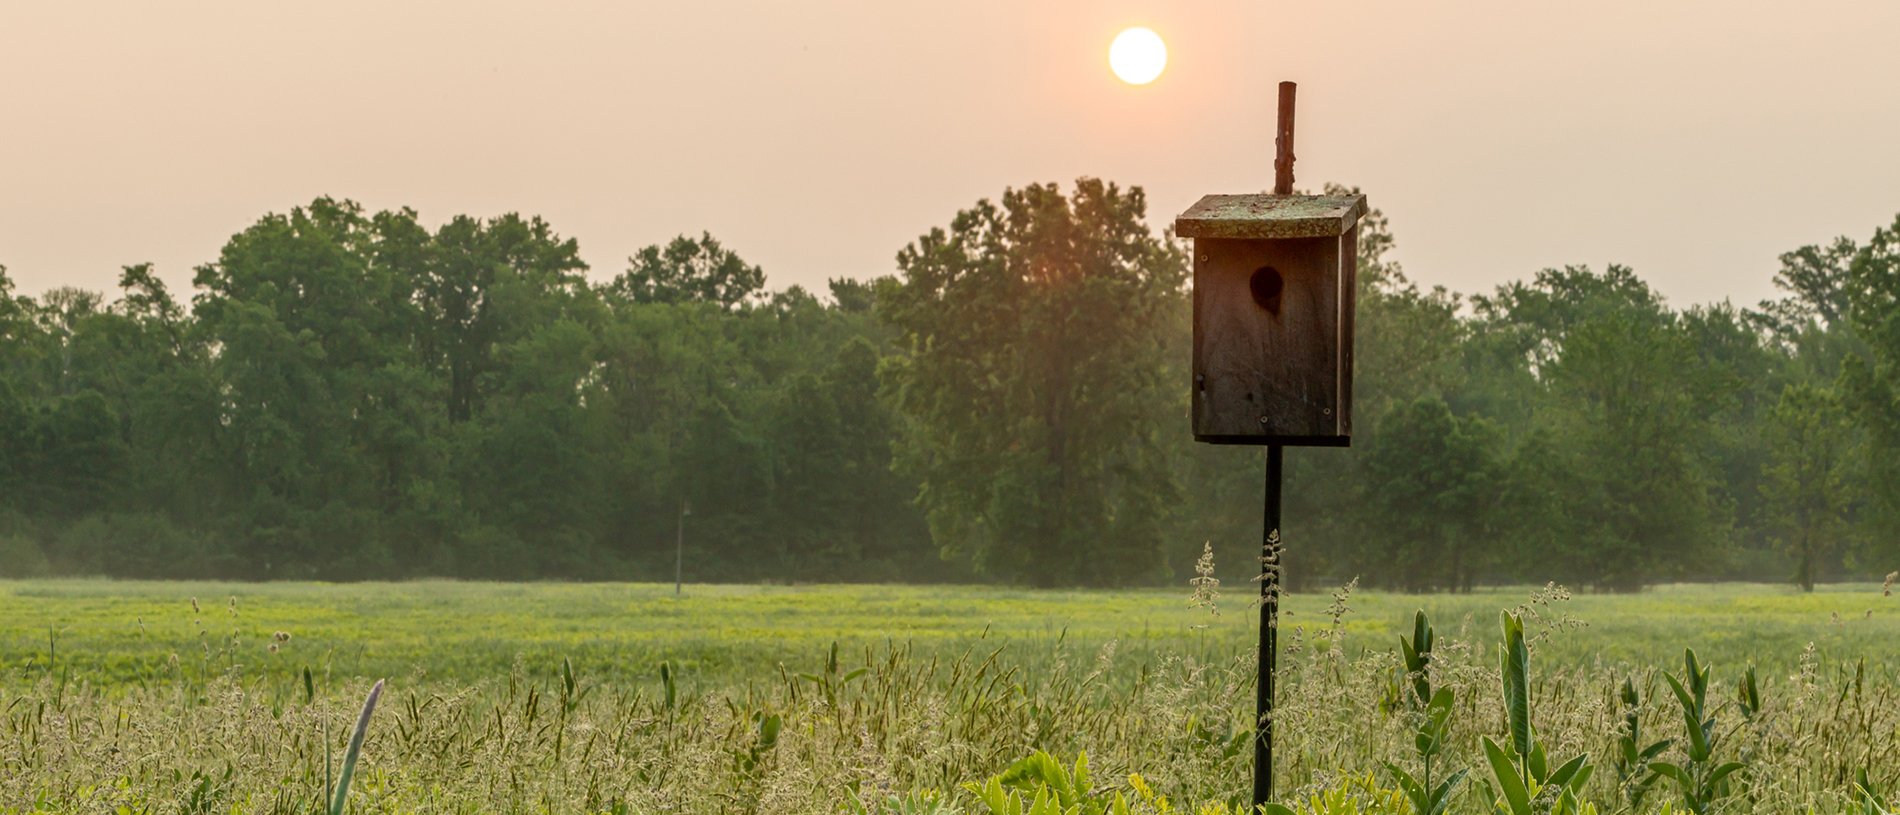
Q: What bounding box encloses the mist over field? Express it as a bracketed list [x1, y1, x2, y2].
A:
[5, 184, 1898, 811]
[6, 3, 1900, 813]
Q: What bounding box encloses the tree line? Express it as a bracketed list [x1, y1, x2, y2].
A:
[1, 184, 1895, 591]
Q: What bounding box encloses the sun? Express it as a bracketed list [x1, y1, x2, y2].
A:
[1109, 27, 1167, 85]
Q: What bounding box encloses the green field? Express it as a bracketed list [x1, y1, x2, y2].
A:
[3, 580, 1898, 813]
[6, 580, 1895, 691]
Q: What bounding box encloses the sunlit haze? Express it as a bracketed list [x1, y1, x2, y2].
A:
[3, 1, 1898, 308]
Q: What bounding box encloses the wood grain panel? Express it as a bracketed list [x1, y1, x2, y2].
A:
[1192, 236, 1344, 444]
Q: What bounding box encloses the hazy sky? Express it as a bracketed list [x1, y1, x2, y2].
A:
[4, 2, 1898, 310]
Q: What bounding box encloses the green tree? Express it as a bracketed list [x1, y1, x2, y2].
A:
[765, 336, 930, 580]
[1755, 237, 1857, 337]
[1282, 188, 1468, 590]
[1761, 383, 1858, 590]
[29, 287, 105, 398]
[1, 389, 126, 521]
[589, 290, 746, 578]
[1841, 214, 1900, 564]
[459, 316, 612, 576]
[190, 198, 429, 575]
[1358, 396, 1503, 591]
[1474, 266, 1730, 590]
[881, 178, 1186, 586]
[612, 232, 765, 310]
[420, 212, 589, 423]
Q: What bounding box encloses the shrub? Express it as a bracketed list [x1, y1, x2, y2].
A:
[0, 533, 51, 578]
[51, 512, 207, 578]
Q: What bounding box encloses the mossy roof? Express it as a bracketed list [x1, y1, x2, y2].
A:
[1174, 194, 1368, 239]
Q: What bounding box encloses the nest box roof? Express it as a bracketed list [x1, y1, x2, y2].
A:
[1174, 194, 1368, 240]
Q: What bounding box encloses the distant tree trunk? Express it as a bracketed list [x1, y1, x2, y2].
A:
[1796, 531, 1815, 592]
[1448, 543, 1465, 595]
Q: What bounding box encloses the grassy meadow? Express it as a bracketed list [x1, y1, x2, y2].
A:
[3, 580, 1898, 813]
[6, 580, 1894, 690]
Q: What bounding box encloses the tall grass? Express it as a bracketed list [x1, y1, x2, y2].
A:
[2, 585, 1897, 813]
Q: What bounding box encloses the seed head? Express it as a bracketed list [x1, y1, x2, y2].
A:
[1188, 542, 1221, 620]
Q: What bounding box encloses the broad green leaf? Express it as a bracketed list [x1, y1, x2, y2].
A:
[1684, 649, 1705, 702]
[1640, 739, 1674, 762]
[1384, 761, 1428, 812]
[1546, 753, 1588, 790]
[1401, 633, 1429, 706]
[1556, 786, 1582, 815]
[1417, 688, 1454, 756]
[1431, 768, 1470, 815]
[1028, 786, 1059, 815]
[1650, 761, 1691, 786]
[1737, 666, 1760, 716]
[1663, 672, 1710, 761]
[1483, 736, 1533, 815]
[1500, 613, 1531, 759]
[1068, 752, 1089, 807]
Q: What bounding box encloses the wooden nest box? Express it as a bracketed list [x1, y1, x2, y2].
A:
[1176, 193, 1367, 446]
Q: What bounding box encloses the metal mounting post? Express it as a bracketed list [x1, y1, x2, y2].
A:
[1255, 79, 1297, 812]
[1255, 444, 1284, 809]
